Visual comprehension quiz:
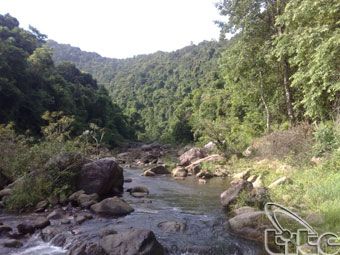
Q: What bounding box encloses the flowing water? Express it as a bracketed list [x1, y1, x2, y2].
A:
[0, 168, 266, 255]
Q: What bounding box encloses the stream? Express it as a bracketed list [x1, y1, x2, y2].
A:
[0, 168, 266, 255]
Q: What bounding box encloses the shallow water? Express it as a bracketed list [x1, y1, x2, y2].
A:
[0, 168, 266, 255]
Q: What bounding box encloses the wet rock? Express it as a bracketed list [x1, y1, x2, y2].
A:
[227, 211, 271, 242]
[158, 221, 186, 232]
[41, 226, 64, 241]
[78, 158, 124, 196]
[6, 231, 24, 239]
[76, 215, 87, 224]
[147, 165, 170, 175]
[220, 180, 253, 208]
[142, 154, 159, 164]
[127, 186, 149, 196]
[3, 239, 23, 248]
[90, 197, 134, 217]
[34, 200, 49, 212]
[33, 217, 50, 229]
[69, 190, 85, 204]
[141, 141, 161, 151]
[51, 233, 67, 247]
[78, 193, 99, 208]
[196, 171, 213, 179]
[47, 208, 65, 220]
[141, 170, 155, 177]
[232, 206, 256, 216]
[99, 227, 117, 237]
[67, 242, 105, 255]
[124, 178, 132, 183]
[198, 179, 207, 184]
[172, 167, 188, 177]
[268, 176, 293, 189]
[179, 147, 206, 166]
[185, 154, 224, 174]
[101, 229, 165, 255]
[84, 213, 93, 220]
[17, 223, 35, 235]
[61, 218, 71, 224]
[0, 225, 12, 235]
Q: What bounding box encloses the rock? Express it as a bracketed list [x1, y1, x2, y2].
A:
[196, 171, 213, 179]
[158, 221, 186, 232]
[232, 206, 257, 216]
[0, 188, 12, 198]
[268, 177, 293, 189]
[220, 180, 253, 208]
[124, 178, 132, 183]
[127, 186, 149, 194]
[232, 168, 253, 181]
[248, 187, 271, 209]
[247, 175, 258, 183]
[174, 177, 186, 180]
[78, 193, 99, 208]
[3, 239, 23, 248]
[311, 156, 323, 165]
[33, 217, 50, 229]
[146, 165, 170, 175]
[179, 147, 206, 166]
[198, 179, 207, 184]
[252, 175, 264, 189]
[203, 141, 216, 152]
[228, 211, 271, 242]
[67, 242, 104, 255]
[47, 208, 65, 220]
[48, 196, 59, 206]
[78, 158, 124, 196]
[6, 231, 24, 239]
[101, 229, 165, 255]
[34, 200, 49, 212]
[17, 223, 35, 235]
[76, 215, 87, 224]
[69, 190, 85, 203]
[84, 213, 93, 219]
[244, 146, 256, 157]
[185, 154, 224, 174]
[142, 154, 159, 164]
[41, 226, 64, 241]
[51, 234, 67, 247]
[172, 167, 188, 177]
[0, 168, 12, 189]
[0, 225, 12, 235]
[141, 141, 162, 151]
[61, 218, 71, 224]
[99, 227, 117, 237]
[141, 170, 155, 177]
[90, 197, 134, 217]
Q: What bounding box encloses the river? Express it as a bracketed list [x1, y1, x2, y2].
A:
[0, 168, 266, 255]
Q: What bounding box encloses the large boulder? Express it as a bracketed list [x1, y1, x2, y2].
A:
[90, 197, 134, 217]
[101, 229, 165, 255]
[227, 211, 272, 242]
[185, 154, 224, 174]
[220, 180, 253, 208]
[179, 147, 206, 166]
[78, 158, 124, 196]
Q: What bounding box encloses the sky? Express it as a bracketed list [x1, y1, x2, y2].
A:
[1, 0, 225, 59]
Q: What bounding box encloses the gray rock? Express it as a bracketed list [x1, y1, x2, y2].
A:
[90, 197, 134, 217]
[51, 234, 67, 247]
[67, 242, 105, 255]
[145, 165, 170, 175]
[78, 158, 124, 195]
[0, 225, 12, 235]
[124, 178, 133, 183]
[0, 188, 12, 198]
[179, 147, 206, 166]
[158, 221, 186, 232]
[33, 217, 50, 229]
[127, 186, 149, 195]
[220, 180, 253, 208]
[41, 226, 64, 241]
[172, 167, 188, 177]
[68, 190, 85, 203]
[3, 239, 23, 248]
[99, 227, 117, 237]
[17, 223, 35, 235]
[78, 193, 99, 208]
[76, 215, 87, 224]
[101, 229, 165, 255]
[47, 208, 65, 220]
[141, 170, 155, 177]
[34, 200, 49, 213]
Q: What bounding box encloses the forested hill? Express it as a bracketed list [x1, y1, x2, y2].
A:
[0, 14, 134, 146]
[47, 39, 230, 142]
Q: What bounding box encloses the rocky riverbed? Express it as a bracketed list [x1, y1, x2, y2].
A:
[0, 167, 266, 255]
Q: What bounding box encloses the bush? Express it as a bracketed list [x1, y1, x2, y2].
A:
[313, 121, 340, 155]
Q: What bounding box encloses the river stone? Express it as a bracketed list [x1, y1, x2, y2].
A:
[33, 217, 50, 229]
[227, 211, 272, 242]
[101, 229, 165, 255]
[146, 165, 170, 175]
[34, 200, 49, 212]
[232, 206, 257, 216]
[3, 239, 23, 248]
[179, 147, 206, 166]
[41, 226, 64, 241]
[51, 233, 67, 247]
[78, 158, 124, 196]
[99, 227, 117, 237]
[196, 171, 213, 179]
[78, 193, 99, 208]
[67, 242, 104, 255]
[47, 208, 65, 220]
[127, 186, 149, 194]
[0, 225, 12, 235]
[172, 167, 188, 177]
[17, 223, 35, 235]
[158, 221, 186, 232]
[141, 170, 155, 177]
[90, 197, 134, 217]
[232, 168, 253, 181]
[124, 178, 133, 183]
[220, 180, 253, 208]
[76, 215, 87, 224]
[0, 188, 12, 198]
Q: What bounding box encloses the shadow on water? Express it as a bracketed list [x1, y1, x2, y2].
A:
[0, 168, 267, 255]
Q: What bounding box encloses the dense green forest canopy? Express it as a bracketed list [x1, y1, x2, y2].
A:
[48, 0, 340, 152]
[0, 14, 134, 146]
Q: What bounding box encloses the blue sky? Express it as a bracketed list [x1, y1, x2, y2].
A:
[1, 0, 226, 59]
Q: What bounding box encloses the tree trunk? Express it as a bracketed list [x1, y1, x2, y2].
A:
[259, 71, 271, 133]
[282, 58, 295, 125]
